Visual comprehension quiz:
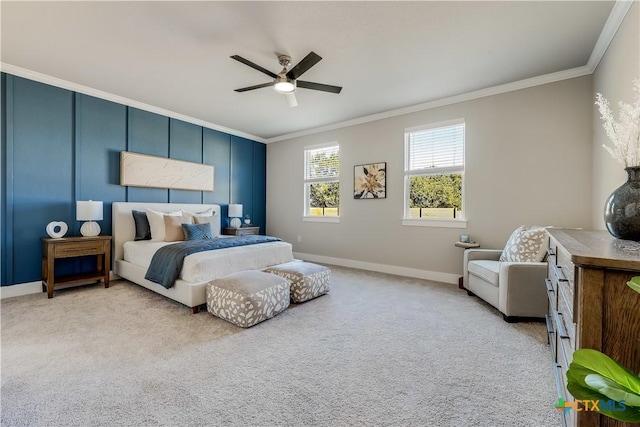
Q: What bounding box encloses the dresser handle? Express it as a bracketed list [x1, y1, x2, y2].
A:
[552, 263, 568, 282]
[554, 310, 570, 339]
[545, 314, 554, 335]
[545, 278, 554, 293]
[553, 364, 566, 400]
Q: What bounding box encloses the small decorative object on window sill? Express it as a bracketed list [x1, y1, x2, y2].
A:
[597, 80, 640, 240]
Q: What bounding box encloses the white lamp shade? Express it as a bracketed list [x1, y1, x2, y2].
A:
[228, 204, 243, 218]
[76, 201, 103, 221]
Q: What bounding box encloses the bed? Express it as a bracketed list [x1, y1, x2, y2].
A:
[112, 202, 294, 313]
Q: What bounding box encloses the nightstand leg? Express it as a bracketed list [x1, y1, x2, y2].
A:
[47, 248, 55, 298]
[41, 257, 47, 292]
[103, 246, 110, 288]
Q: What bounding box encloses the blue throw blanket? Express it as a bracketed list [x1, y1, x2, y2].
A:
[144, 235, 282, 288]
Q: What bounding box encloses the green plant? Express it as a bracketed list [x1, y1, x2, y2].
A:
[565, 278, 640, 422]
[566, 349, 640, 422]
[628, 276, 640, 293]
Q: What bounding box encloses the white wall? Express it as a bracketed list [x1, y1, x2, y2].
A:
[592, 2, 640, 230]
[267, 77, 593, 281]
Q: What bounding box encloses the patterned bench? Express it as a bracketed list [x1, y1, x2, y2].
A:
[206, 270, 290, 328]
[265, 261, 331, 303]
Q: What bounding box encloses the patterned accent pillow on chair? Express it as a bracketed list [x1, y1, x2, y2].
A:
[499, 226, 548, 262]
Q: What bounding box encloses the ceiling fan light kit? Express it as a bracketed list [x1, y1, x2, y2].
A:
[274, 76, 295, 94]
[231, 51, 342, 106]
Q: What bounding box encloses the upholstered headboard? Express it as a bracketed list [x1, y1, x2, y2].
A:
[111, 202, 221, 265]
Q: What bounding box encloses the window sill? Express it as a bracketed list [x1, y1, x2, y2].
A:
[402, 218, 467, 228]
[303, 216, 340, 223]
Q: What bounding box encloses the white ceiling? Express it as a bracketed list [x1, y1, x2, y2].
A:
[1, 1, 616, 141]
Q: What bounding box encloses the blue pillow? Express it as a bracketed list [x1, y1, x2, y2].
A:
[132, 210, 151, 241]
[182, 223, 213, 240]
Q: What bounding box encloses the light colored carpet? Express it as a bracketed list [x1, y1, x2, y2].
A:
[1, 266, 559, 426]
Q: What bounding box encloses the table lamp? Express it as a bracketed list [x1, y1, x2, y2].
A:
[228, 204, 243, 228]
[77, 200, 103, 237]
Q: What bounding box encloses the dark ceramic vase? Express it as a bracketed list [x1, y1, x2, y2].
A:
[604, 167, 640, 241]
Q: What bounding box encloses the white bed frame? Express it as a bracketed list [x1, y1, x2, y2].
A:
[112, 202, 222, 313]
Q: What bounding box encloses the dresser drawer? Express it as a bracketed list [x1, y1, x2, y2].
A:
[557, 284, 575, 347]
[556, 243, 574, 286]
[547, 263, 559, 295]
[55, 241, 105, 258]
[546, 308, 557, 362]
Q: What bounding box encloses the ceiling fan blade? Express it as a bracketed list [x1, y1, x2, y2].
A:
[234, 82, 274, 92]
[230, 55, 277, 78]
[296, 80, 342, 94]
[286, 51, 322, 80]
[285, 93, 298, 108]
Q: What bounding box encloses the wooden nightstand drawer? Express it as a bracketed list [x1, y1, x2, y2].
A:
[55, 241, 104, 257]
[223, 227, 260, 236]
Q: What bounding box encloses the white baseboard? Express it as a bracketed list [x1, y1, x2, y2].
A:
[1, 272, 118, 299]
[1, 281, 42, 299]
[1, 261, 456, 299]
[293, 252, 459, 285]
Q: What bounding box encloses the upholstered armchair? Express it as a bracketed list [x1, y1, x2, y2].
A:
[463, 226, 549, 322]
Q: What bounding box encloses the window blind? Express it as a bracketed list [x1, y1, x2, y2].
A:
[406, 123, 465, 172]
[305, 145, 340, 180]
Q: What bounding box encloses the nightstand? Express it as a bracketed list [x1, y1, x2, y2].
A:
[41, 235, 111, 298]
[223, 226, 260, 236]
[454, 240, 480, 289]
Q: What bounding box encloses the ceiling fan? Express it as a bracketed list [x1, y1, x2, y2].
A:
[231, 52, 342, 107]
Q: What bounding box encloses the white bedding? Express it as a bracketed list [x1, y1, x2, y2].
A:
[123, 239, 294, 283]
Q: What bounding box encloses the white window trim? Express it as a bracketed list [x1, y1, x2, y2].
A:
[303, 216, 340, 223]
[402, 218, 468, 228]
[403, 119, 466, 227]
[405, 117, 465, 134]
[303, 142, 340, 222]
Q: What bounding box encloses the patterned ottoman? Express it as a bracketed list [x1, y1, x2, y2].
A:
[265, 261, 331, 303]
[206, 270, 290, 328]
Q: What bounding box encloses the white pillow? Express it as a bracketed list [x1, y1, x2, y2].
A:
[181, 207, 215, 217]
[181, 208, 219, 237]
[193, 215, 220, 238]
[499, 226, 548, 263]
[146, 208, 181, 241]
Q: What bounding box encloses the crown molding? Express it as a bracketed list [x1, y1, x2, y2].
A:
[586, 0, 635, 72]
[266, 65, 592, 143]
[0, 63, 266, 144]
[266, 0, 635, 144]
[2, 1, 631, 145]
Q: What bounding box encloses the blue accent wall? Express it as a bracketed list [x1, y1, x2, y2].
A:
[0, 73, 267, 286]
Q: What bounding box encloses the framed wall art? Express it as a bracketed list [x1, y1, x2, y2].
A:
[354, 162, 386, 199]
[120, 151, 214, 191]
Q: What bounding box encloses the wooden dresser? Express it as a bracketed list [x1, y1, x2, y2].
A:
[546, 229, 640, 427]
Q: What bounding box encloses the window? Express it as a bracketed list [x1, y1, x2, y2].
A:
[304, 143, 340, 220]
[404, 119, 465, 225]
